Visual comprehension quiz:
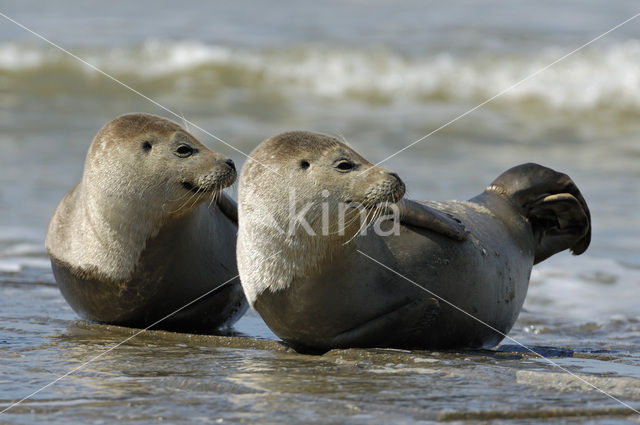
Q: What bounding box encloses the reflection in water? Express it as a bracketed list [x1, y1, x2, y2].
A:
[1, 271, 640, 423]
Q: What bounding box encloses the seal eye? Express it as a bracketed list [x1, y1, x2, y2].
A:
[334, 160, 355, 172]
[175, 144, 194, 158]
[300, 160, 310, 170]
[142, 141, 152, 152]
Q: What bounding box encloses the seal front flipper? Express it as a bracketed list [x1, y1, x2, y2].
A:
[398, 198, 469, 241]
[216, 191, 238, 224]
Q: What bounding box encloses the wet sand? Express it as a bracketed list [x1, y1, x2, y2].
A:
[1, 267, 639, 424]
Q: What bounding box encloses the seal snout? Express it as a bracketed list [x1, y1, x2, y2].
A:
[362, 171, 406, 207]
[182, 158, 237, 194]
[212, 157, 237, 188]
[224, 158, 236, 171]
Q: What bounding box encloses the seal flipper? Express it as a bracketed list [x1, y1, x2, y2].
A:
[398, 199, 469, 241]
[216, 191, 238, 224]
[487, 163, 591, 264]
[528, 193, 590, 264]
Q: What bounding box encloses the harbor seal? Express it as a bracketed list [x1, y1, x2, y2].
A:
[46, 113, 247, 332]
[237, 131, 591, 352]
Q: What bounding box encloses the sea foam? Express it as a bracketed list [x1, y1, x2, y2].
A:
[3, 39, 640, 112]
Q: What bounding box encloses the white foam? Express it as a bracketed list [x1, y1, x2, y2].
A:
[3, 39, 640, 112]
[0, 256, 51, 273]
[517, 368, 640, 397]
[86, 39, 234, 75]
[0, 43, 47, 70]
[0, 227, 49, 272]
[527, 255, 640, 321]
[0, 242, 44, 257]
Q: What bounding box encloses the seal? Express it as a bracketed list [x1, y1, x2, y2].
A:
[237, 131, 591, 352]
[46, 113, 247, 332]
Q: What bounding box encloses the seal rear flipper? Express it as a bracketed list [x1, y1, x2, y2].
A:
[528, 193, 590, 264]
[331, 298, 440, 349]
[216, 191, 238, 224]
[487, 163, 591, 264]
[398, 199, 469, 241]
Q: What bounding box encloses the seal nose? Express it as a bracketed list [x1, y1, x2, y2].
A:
[224, 158, 236, 171]
[387, 171, 404, 188]
[387, 171, 400, 181]
[387, 171, 406, 201]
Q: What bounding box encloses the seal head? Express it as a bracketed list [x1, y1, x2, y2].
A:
[238, 131, 418, 305]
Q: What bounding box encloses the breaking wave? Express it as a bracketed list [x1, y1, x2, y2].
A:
[2, 39, 640, 112]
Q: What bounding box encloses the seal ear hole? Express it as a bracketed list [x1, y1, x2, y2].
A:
[142, 141, 152, 152]
[300, 160, 310, 170]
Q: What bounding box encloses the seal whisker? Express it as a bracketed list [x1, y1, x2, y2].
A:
[168, 190, 192, 205]
[167, 184, 196, 204]
[326, 208, 362, 236]
[208, 190, 220, 210]
[171, 181, 214, 215]
[341, 209, 366, 235]
[169, 188, 201, 215]
[342, 207, 375, 246]
[368, 205, 385, 235]
[186, 186, 207, 211]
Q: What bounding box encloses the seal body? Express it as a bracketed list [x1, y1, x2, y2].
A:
[237, 131, 591, 352]
[46, 113, 247, 332]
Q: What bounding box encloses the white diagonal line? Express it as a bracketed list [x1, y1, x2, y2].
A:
[0, 274, 241, 415]
[363, 11, 640, 172]
[0, 11, 281, 177]
[0, 245, 281, 415]
[357, 249, 640, 416]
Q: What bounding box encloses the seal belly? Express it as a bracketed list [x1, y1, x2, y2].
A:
[381, 202, 534, 348]
[52, 256, 246, 332]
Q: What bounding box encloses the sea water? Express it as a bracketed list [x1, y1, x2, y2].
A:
[1, 1, 639, 423]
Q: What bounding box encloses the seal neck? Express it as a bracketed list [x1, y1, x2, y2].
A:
[237, 214, 355, 306]
[57, 181, 167, 282]
[472, 188, 524, 218]
[471, 189, 535, 250]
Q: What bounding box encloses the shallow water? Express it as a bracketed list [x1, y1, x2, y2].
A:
[1, 0, 640, 423]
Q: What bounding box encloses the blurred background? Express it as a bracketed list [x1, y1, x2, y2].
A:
[1, 0, 639, 264]
[1, 0, 639, 422]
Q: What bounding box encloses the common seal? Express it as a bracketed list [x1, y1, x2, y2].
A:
[237, 131, 591, 352]
[46, 113, 247, 332]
